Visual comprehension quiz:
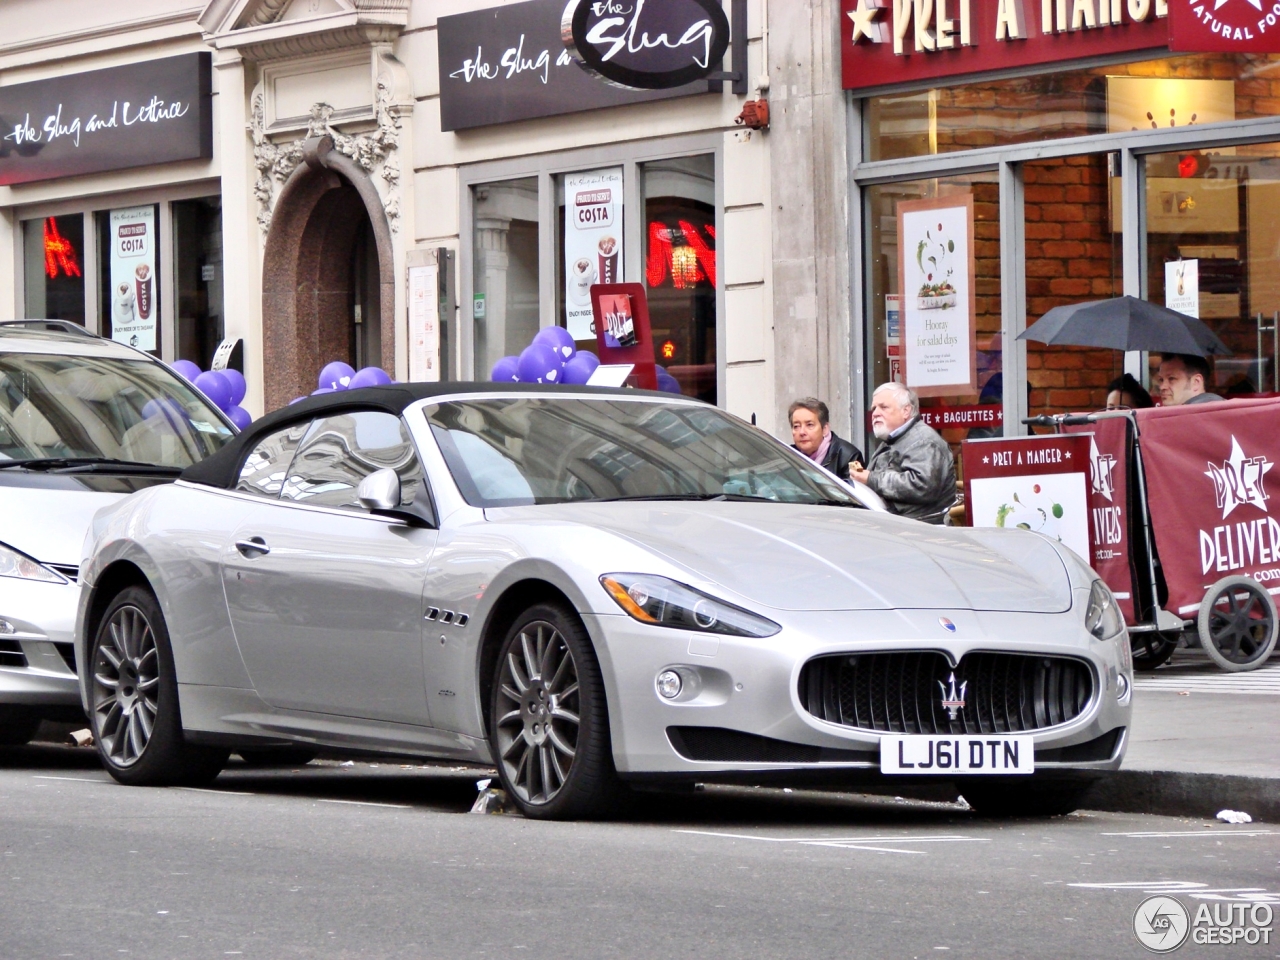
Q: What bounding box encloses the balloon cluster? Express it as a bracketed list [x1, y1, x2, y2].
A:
[172, 360, 252, 430]
[490, 328, 680, 393]
[289, 362, 394, 405]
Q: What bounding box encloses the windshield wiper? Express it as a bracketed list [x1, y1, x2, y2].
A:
[0, 457, 184, 476]
[591, 493, 784, 504]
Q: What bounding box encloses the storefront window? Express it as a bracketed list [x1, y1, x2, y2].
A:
[1025, 154, 1123, 417]
[172, 197, 224, 370]
[865, 172, 1001, 458]
[23, 215, 85, 325]
[867, 54, 1280, 162]
[472, 178, 540, 377]
[641, 155, 717, 403]
[1144, 142, 1280, 397]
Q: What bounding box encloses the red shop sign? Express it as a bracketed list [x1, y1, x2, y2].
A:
[1167, 0, 1280, 51]
[841, 0, 1169, 93]
[917, 403, 1003, 430]
[1135, 398, 1280, 617]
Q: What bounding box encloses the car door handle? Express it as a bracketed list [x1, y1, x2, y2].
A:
[235, 537, 270, 557]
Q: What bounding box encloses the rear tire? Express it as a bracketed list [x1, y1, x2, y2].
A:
[489, 602, 625, 820]
[0, 705, 41, 746]
[961, 779, 1092, 817]
[1130, 631, 1179, 671]
[1198, 576, 1278, 672]
[89, 586, 228, 787]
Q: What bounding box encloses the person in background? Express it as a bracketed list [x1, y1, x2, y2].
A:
[788, 398, 864, 482]
[850, 383, 956, 524]
[1155, 353, 1222, 406]
[1105, 373, 1155, 411]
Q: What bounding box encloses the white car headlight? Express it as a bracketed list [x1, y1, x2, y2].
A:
[0, 541, 66, 584]
[600, 574, 780, 638]
[1084, 579, 1124, 641]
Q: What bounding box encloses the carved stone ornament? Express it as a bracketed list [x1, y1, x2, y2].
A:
[249, 73, 402, 236]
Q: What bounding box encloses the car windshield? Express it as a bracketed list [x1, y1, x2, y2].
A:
[0, 352, 234, 468]
[424, 397, 860, 508]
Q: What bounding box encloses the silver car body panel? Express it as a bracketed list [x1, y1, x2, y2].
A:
[77, 391, 1132, 778]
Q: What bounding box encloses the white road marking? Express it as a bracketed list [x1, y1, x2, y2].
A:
[1133, 661, 1280, 695]
[1102, 830, 1278, 838]
[173, 787, 255, 797]
[1070, 880, 1280, 903]
[32, 775, 109, 784]
[674, 829, 988, 855]
[315, 798, 410, 809]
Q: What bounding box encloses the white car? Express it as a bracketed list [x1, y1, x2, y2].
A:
[0, 321, 234, 745]
[77, 385, 1132, 818]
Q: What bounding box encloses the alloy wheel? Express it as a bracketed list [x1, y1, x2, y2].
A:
[92, 605, 160, 766]
[495, 620, 581, 805]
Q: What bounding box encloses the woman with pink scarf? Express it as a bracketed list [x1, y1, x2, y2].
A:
[788, 397, 863, 483]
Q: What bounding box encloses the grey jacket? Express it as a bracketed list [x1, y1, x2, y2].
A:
[865, 417, 957, 524]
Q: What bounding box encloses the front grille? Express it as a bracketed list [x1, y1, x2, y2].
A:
[0, 640, 26, 668]
[667, 727, 877, 765]
[798, 651, 1095, 735]
[53, 642, 76, 673]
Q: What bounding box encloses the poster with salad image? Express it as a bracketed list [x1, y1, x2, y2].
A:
[897, 195, 976, 397]
[962, 435, 1092, 565]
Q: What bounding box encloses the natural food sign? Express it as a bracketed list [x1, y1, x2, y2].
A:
[897, 195, 977, 397]
[962, 434, 1093, 564]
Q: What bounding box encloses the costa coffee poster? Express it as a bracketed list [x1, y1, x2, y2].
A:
[1137, 399, 1280, 616]
[897, 195, 977, 397]
[963, 435, 1093, 565]
[109, 206, 157, 351]
[564, 167, 623, 341]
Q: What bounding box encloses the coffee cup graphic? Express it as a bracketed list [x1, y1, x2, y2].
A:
[134, 263, 153, 321]
[570, 257, 595, 305]
[597, 236, 618, 285]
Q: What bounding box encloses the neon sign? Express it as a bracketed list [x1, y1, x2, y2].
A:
[43, 217, 81, 280]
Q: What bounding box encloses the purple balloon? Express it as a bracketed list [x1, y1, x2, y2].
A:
[318, 361, 356, 392]
[193, 370, 233, 412]
[656, 368, 682, 394]
[517, 343, 562, 384]
[225, 405, 253, 430]
[491, 356, 520, 382]
[311, 386, 337, 396]
[171, 359, 201, 382]
[349, 366, 393, 390]
[222, 368, 247, 406]
[562, 353, 598, 385]
[533, 326, 576, 362]
[141, 397, 184, 422]
[289, 396, 308, 405]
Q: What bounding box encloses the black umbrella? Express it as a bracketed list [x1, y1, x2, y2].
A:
[1018, 296, 1232, 356]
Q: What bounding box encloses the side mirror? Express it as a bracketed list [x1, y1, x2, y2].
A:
[357, 467, 401, 513]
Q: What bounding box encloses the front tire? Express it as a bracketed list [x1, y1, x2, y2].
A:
[490, 603, 623, 819]
[961, 779, 1092, 817]
[90, 586, 228, 786]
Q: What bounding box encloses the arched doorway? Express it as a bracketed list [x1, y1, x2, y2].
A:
[261, 136, 395, 410]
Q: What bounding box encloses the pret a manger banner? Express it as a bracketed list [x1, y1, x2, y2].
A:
[1065, 415, 1137, 622]
[1136, 398, 1280, 616]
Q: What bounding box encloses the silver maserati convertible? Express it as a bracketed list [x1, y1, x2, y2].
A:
[76, 384, 1132, 818]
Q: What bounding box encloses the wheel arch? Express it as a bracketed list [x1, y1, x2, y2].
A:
[78, 559, 154, 709]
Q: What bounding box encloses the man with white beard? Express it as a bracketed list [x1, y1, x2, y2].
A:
[850, 382, 956, 524]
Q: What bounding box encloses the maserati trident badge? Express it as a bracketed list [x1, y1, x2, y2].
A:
[938, 672, 967, 720]
[939, 617, 957, 633]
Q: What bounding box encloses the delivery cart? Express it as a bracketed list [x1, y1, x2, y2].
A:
[968, 397, 1280, 672]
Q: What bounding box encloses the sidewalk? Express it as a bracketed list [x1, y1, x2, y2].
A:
[1082, 650, 1280, 822]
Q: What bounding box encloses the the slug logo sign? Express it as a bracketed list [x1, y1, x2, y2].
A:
[562, 0, 731, 89]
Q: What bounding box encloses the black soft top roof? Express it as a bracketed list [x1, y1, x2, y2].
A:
[179, 381, 681, 490]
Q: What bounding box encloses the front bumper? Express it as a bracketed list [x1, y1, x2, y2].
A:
[587, 606, 1132, 782]
[0, 575, 83, 707]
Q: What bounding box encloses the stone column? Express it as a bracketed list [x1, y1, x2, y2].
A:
[474, 216, 511, 376]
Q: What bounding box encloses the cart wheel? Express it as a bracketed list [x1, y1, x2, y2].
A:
[1197, 576, 1279, 672]
[1131, 631, 1179, 671]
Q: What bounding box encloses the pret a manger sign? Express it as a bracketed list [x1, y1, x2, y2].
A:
[842, 0, 1170, 91]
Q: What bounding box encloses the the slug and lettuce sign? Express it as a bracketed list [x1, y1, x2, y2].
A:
[0, 53, 212, 187]
[437, 0, 730, 131]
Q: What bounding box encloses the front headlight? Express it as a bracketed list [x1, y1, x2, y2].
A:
[600, 574, 780, 638]
[0, 541, 65, 584]
[1084, 579, 1123, 640]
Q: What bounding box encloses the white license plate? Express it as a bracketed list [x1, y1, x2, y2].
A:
[880, 735, 1034, 775]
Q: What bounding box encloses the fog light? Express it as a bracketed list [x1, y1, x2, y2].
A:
[656, 670, 682, 700]
[1117, 673, 1130, 699]
[0, 619, 13, 635]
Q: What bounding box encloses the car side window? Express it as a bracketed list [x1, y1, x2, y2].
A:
[235, 422, 310, 499]
[280, 410, 424, 511]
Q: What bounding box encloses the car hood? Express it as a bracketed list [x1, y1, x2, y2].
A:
[489, 502, 1072, 614]
[0, 472, 171, 566]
